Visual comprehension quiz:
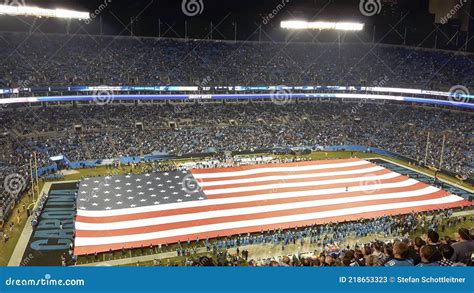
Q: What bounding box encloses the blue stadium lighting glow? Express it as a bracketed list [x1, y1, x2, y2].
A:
[1, 93, 472, 109]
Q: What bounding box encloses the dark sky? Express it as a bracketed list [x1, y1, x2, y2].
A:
[4, 0, 430, 37]
[2, 0, 470, 51]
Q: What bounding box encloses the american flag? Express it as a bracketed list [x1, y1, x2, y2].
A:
[73, 158, 472, 255]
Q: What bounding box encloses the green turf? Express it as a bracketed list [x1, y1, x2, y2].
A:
[1, 150, 472, 266]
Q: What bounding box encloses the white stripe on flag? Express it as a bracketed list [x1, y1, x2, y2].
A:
[74, 194, 464, 247]
[75, 186, 441, 231]
[204, 172, 400, 195]
[198, 165, 385, 187]
[76, 178, 420, 217]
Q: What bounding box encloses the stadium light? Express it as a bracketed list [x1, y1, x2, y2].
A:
[281, 20, 364, 31]
[0, 4, 89, 20]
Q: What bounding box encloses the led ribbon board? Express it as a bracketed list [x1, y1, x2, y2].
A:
[0, 93, 472, 109]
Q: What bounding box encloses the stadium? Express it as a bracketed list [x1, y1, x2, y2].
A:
[0, 0, 473, 269]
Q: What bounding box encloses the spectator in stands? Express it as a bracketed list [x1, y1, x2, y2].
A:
[417, 245, 441, 266]
[426, 230, 443, 262]
[384, 242, 414, 266]
[451, 228, 474, 264]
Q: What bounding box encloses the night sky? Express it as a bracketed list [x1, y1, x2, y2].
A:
[0, 0, 429, 36]
[0, 0, 470, 50]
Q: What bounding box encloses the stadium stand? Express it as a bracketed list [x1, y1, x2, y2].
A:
[0, 32, 472, 89]
[0, 102, 472, 221]
[0, 33, 473, 267]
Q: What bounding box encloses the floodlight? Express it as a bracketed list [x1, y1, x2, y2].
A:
[281, 20, 364, 31]
[0, 4, 89, 19]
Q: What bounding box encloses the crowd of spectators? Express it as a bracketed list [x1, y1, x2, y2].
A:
[0, 32, 473, 228]
[146, 209, 474, 266]
[0, 32, 473, 89]
[0, 101, 472, 220]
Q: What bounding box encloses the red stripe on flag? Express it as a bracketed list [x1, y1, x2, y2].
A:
[75, 182, 427, 223]
[74, 199, 473, 255]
